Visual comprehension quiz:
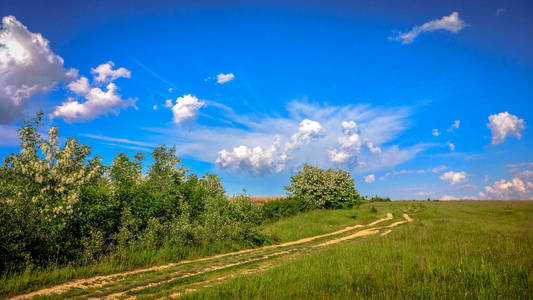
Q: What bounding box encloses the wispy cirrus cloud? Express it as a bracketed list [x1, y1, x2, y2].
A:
[390, 12, 467, 44]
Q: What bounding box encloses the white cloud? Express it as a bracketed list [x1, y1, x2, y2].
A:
[164, 99, 173, 108]
[440, 195, 477, 201]
[286, 119, 324, 150]
[416, 191, 434, 197]
[448, 120, 460, 132]
[91, 61, 130, 83]
[379, 165, 447, 180]
[390, 12, 467, 44]
[67, 76, 90, 96]
[432, 129, 440, 136]
[440, 171, 467, 184]
[0, 15, 77, 123]
[479, 176, 533, 200]
[364, 174, 375, 183]
[506, 162, 533, 169]
[52, 63, 136, 123]
[217, 73, 234, 84]
[169, 94, 205, 124]
[431, 165, 448, 173]
[153, 104, 158, 110]
[328, 120, 382, 165]
[217, 119, 324, 175]
[447, 142, 455, 151]
[159, 100, 423, 175]
[52, 82, 136, 122]
[487, 112, 525, 145]
[366, 141, 381, 153]
[81, 133, 156, 148]
[216, 136, 286, 175]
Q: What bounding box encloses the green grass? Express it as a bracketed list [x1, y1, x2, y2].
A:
[182, 201, 533, 299]
[4, 201, 532, 299]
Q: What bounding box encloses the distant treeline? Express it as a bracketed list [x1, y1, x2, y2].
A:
[0, 113, 363, 273]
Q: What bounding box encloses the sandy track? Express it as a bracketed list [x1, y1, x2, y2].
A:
[10, 212, 410, 300]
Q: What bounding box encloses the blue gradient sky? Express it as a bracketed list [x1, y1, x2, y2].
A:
[1, 0, 532, 199]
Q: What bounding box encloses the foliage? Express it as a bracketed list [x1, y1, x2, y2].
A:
[284, 164, 361, 209]
[0, 114, 268, 274]
[367, 195, 391, 202]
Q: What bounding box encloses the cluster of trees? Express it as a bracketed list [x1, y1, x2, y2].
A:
[0, 113, 362, 273]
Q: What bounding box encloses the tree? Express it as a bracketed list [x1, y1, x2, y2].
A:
[284, 164, 361, 209]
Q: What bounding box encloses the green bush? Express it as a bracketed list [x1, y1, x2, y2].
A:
[284, 165, 361, 209]
[368, 195, 391, 202]
[261, 197, 311, 221]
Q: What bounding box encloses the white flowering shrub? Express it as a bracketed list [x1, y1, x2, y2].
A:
[284, 164, 361, 209]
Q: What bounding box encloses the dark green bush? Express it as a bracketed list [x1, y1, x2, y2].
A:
[368, 195, 391, 202]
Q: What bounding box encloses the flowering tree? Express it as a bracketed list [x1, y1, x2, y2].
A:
[284, 164, 361, 209]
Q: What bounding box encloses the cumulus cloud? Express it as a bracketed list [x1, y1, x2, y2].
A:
[91, 61, 130, 83]
[432, 129, 440, 136]
[52, 62, 136, 122]
[479, 175, 533, 200]
[286, 119, 324, 150]
[364, 174, 375, 183]
[216, 136, 287, 175]
[217, 73, 234, 84]
[52, 82, 136, 122]
[487, 112, 525, 145]
[440, 171, 467, 184]
[216, 119, 324, 174]
[67, 76, 90, 96]
[390, 12, 467, 44]
[168, 94, 205, 124]
[328, 120, 381, 165]
[0, 15, 77, 124]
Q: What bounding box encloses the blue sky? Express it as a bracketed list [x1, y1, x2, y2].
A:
[1, 0, 532, 199]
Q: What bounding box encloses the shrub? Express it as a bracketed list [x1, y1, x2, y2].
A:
[368, 195, 391, 202]
[284, 165, 361, 209]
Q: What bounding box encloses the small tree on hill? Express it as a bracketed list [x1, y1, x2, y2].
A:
[284, 164, 361, 209]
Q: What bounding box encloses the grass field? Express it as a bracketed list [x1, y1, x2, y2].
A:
[3, 201, 533, 299]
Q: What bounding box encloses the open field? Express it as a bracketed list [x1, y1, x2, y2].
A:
[3, 201, 533, 299]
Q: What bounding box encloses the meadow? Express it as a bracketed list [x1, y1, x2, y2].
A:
[3, 200, 532, 299]
[185, 201, 533, 299]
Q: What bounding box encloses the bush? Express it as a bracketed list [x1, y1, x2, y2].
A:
[261, 197, 312, 221]
[368, 195, 391, 202]
[284, 165, 361, 209]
